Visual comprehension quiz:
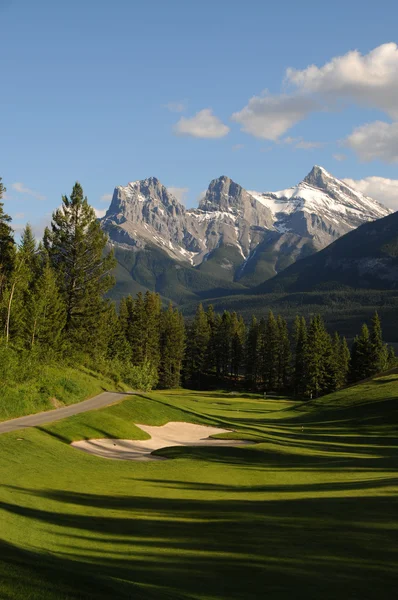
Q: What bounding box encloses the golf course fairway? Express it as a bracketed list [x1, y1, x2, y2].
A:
[1, 375, 398, 599]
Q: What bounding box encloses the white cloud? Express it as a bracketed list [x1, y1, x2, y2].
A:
[164, 101, 186, 113]
[174, 109, 230, 139]
[333, 153, 347, 161]
[14, 212, 25, 219]
[232, 144, 244, 151]
[345, 121, 398, 163]
[342, 176, 398, 210]
[286, 43, 398, 118]
[167, 187, 189, 204]
[11, 182, 46, 200]
[232, 93, 316, 140]
[94, 208, 106, 218]
[100, 193, 113, 203]
[232, 43, 398, 146]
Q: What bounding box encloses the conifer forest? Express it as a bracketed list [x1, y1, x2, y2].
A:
[0, 178, 395, 401]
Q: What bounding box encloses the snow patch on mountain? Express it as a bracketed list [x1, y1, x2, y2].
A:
[101, 167, 392, 285]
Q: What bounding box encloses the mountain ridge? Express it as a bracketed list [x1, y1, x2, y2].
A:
[101, 166, 392, 303]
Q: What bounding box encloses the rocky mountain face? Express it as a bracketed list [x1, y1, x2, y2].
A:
[101, 167, 392, 302]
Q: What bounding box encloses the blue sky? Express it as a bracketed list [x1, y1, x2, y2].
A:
[1, 0, 398, 234]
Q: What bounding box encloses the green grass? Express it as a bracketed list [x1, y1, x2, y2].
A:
[1, 377, 398, 599]
[0, 364, 129, 422]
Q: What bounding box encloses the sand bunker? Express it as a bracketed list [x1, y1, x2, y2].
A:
[71, 421, 247, 461]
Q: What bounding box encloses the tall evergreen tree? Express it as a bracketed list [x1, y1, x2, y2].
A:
[103, 301, 132, 364]
[293, 316, 307, 396]
[205, 305, 218, 374]
[126, 293, 146, 365]
[2, 243, 32, 345]
[25, 259, 66, 349]
[335, 335, 350, 389]
[158, 304, 185, 388]
[387, 345, 396, 369]
[257, 317, 267, 388]
[262, 311, 280, 391]
[218, 311, 233, 377]
[305, 315, 331, 397]
[44, 182, 115, 345]
[143, 291, 162, 371]
[213, 312, 223, 378]
[370, 312, 388, 375]
[184, 303, 211, 385]
[0, 177, 15, 285]
[229, 313, 245, 379]
[276, 315, 291, 392]
[20, 224, 36, 262]
[245, 316, 260, 389]
[349, 324, 373, 382]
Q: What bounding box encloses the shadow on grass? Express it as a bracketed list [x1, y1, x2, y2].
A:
[1, 487, 398, 600]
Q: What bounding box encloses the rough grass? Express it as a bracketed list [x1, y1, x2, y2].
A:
[0, 364, 128, 422]
[1, 376, 398, 599]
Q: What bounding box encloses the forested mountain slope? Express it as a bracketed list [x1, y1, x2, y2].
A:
[256, 209, 398, 294]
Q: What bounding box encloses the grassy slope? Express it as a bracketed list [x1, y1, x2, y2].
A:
[0, 364, 128, 422]
[1, 378, 398, 599]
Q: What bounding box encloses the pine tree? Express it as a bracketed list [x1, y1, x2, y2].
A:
[44, 182, 115, 345]
[336, 336, 350, 389]
[0, 177, 15, 285]
[349, 324, 373, 382]
[213, 313, 223, 378]
[184, 303, 211, 385]
[257, 317, 267, 389]
[218, 311, 233, 377]
[276, 315, 291, 392]
[305, 315, 331, 397]
[205, 305, 218, 374]
[118, 296, 130, 341]
[20, 224, 36, 262]
[2, 243, 32, 345]
[103, 301, 132, 364]
[293, 316, 307, 396]
[230, 313, 245, 379]
[143, 291, 161, 370]
[25, 259, 66, 349]
[387, 345, 396, 369]
[262, 311, 280, 391]
[245, 316, 259, 389]
[158, 304, 185, 388]
[370, 312, 388, 375]
[127, 293, 146, 366]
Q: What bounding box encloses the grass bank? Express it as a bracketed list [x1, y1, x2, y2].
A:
[0, 363, 129, 422]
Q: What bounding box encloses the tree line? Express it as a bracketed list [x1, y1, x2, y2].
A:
[183, 303, 395, 396]
[0, 177, 395, 396]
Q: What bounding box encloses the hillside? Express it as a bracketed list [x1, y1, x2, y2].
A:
[256, 209, 398, 294]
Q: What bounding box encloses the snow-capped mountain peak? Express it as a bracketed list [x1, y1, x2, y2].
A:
[248, 166, 392, 246]
[101, 167, 392, 291]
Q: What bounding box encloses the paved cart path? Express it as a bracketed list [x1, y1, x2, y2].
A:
[0, 391, 134, 434]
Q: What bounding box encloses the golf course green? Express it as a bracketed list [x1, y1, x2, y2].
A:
[1, 375, 398, 599]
